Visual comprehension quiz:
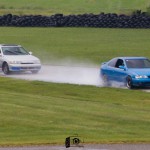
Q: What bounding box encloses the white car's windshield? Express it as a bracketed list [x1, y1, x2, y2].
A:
[125, 59, 150, 68]
[2, 47, 29, 55]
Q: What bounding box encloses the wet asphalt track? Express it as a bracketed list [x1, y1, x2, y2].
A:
[0, 144, 150, 150]
[1, 65, 150, 92]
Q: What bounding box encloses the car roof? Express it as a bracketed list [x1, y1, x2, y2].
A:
[116, 57, 147, 60]
[0, 44, 21, 47]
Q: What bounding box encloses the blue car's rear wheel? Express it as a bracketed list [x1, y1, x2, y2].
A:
[102, 74, 109, 86]
[126, 76, 134, 89]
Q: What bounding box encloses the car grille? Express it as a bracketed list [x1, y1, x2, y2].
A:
[21, 63, 34, 64]
[20, 67, 41, 69]
[143, 82, 150, 86]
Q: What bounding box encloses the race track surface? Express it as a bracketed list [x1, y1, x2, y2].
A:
[7, 65, 102, 86]
[3, 64, 150, 92]
[0, 144, 150, 150]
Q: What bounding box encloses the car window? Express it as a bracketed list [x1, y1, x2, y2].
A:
[2, 47, 29, 55]
[125, 59, 150, 68]
[144, 59, 150, 68]
[115, 59, 124, 68]
[108, 58, 118, 67]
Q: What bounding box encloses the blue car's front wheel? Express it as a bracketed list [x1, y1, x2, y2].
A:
[126, 76, 134, 89]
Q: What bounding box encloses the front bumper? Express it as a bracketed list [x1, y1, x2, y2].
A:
[132, 78, 150, 87]
[9, 64, 41, 72]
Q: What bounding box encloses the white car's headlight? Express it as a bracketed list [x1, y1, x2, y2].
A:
[8, 61, 22, 64]
[135, 75, 148, 79]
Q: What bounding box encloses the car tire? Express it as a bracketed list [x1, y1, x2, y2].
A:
[2, 62, 10, 75]
[126, 76, 134, 89]
[102, 74, 109, 86]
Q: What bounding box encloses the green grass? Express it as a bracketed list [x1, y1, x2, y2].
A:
[0, 27, 150, 64]
[0, 0, 150, 146]
[0, 0, 149, 15]
[0, 27, 150, 145]
[0, 77, 150, 145]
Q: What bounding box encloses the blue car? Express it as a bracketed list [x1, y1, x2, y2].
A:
[100, 57, 150, 89]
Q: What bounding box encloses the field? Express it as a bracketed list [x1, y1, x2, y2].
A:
[0, 27, 150, 145]
[0, 0, 149, 15]
[0, 28, 150, 64]
[0, 0, 150, 146]
[0, 77, 150, 145]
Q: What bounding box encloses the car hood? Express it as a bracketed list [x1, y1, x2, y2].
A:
[128, 68, 150, 76]
[3, 55, 40, 62]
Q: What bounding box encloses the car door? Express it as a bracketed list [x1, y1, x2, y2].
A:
[105, 58, 118, 80]
[113, 59, 127, 82]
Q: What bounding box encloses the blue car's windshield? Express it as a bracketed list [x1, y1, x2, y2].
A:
[2, 47, 29, 55]
[125, 59, 150, 68]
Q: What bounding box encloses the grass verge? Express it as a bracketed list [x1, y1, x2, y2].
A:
[0, 0, 149, 15]
[0, 27, 150, 145]
[0, 77, 149, 145]
[0, 27, 150, 65]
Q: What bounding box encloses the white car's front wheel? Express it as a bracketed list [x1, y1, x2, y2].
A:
[2, 62, 10, 75]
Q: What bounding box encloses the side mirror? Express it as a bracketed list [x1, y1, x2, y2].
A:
[29, 51, 32, 55]
[119, 65, 126, 70]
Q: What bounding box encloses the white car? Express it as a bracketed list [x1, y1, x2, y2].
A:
[0, 44, 41, 74]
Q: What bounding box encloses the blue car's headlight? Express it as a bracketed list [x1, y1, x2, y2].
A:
[135, 75, 148, 79]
